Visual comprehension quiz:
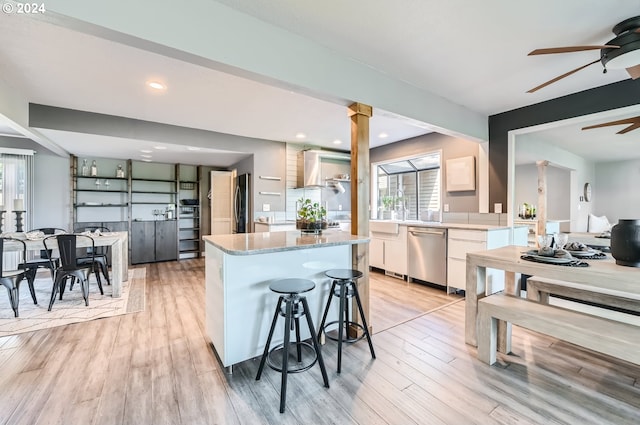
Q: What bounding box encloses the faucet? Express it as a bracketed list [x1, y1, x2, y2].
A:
[395, 189, 408, 221]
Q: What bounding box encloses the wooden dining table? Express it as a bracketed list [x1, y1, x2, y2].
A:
[465, 245, 640, 351]
[5, 231, 129, 298]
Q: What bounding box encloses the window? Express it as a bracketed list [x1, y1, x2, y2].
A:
[0, 149, 35, 232]
[374, 152, 440, 220]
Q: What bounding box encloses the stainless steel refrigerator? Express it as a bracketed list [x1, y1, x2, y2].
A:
[234, 173, 250, 233]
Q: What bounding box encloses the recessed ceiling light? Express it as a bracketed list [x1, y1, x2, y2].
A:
[333, 139, 343, 145]
[141, 159, 153, 162]
[147, 81, 166, 90]
[154, 146, 167, 150]
[187, 147, 201, 151]
[140, 149, 152, 153]
[295, 133, 306, 139]
[379, 132, 389, 139]
[141, 154, 152, 158]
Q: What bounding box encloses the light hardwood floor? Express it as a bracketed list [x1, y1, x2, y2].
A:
[0, 259, 638, 424]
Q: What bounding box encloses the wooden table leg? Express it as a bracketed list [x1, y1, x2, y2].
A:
[465, 257, 485, 346]
[121, 234, 129, 282]
[111, 238, 127, 298]
[497, 271, 516, 353]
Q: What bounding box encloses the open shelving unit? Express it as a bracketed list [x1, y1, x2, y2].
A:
[177, 165, 202, 259]
[71, 156, 207, 264]
[71, 157, 130, 225]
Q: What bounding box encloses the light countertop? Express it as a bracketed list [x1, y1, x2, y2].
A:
[514, 219, 570, 223]
[371, 220, 524, 231]
[204, 230, 369, 255]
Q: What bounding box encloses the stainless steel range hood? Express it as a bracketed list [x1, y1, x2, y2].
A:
[297, 150, 350, 188]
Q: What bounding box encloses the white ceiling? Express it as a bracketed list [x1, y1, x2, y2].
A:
[1, 0, 640, 165]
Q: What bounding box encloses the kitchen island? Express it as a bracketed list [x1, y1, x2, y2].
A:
[204, 230, 369, 371]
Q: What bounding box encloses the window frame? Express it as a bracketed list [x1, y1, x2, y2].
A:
[371, 149, 442, 220]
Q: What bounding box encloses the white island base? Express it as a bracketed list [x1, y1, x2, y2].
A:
[205, 232, 368, 371]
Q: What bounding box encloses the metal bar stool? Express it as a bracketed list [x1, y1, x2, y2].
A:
[318, 269, 376, 373]
[256, 278, 329, 413]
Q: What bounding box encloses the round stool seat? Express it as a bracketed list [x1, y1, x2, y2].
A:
[269, 278, 315, 295]
[325, 269, 363, 281]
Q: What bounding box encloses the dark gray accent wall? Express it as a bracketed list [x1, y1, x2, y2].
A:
[370, 132, 480, 213]
[489, 79, 640, 210]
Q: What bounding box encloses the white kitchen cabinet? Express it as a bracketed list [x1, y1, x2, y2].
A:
[447, 228, 512, 293]
[370, 237, 385, 269]
[369, 221, 407, 277]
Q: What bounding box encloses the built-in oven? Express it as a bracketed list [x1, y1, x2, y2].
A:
[407, 226, 447, 286]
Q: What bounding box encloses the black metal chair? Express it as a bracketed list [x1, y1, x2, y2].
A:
[73, 226, 111, 286]
[43, 234, 103, 311]
[0, 237, 32, 317]
[19, 227, 67, 290]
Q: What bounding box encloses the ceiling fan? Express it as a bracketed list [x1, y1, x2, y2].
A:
[582, 115, 640, 134]
[527, 15, 640, 93]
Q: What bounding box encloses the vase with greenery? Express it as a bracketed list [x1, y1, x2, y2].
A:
[381, 195, 397, 220]
[296, 198, 328, 232]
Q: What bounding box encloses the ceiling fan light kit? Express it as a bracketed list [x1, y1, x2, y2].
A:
[600, 16, 640, 70]
[527, 15, 640, 93]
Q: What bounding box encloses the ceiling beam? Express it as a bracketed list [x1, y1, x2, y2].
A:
[0, 78, 68, 157]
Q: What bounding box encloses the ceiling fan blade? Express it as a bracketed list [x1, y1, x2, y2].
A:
[527, 59, 601, 93]
[582, 116, 640, 131]
[626, 64, 640, 79]
[528, 45, 619, 55]
[617, 122, 640, 134]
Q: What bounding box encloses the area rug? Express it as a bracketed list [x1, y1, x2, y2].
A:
[0, 267, 145, 337]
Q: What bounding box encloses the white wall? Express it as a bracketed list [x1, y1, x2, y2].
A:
[595, 159, 640, 224]
[514, 137, 595, 232]
[514, 164, 571, 226]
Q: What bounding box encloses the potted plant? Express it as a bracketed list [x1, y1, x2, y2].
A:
[381, 195, 396, 220]
[296, 198, 327, 232]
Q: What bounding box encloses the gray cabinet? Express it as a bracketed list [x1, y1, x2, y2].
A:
[131, 220, 177, 264]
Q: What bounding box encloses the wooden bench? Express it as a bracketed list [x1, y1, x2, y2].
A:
[526, 276, 640, 314]
[477, 293, 640, 366]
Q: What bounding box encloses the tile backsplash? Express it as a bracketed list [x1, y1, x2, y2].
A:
[442, 212, 508, 226]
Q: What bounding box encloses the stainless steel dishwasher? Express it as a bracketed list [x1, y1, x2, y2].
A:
[407, 226, 447, 287]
